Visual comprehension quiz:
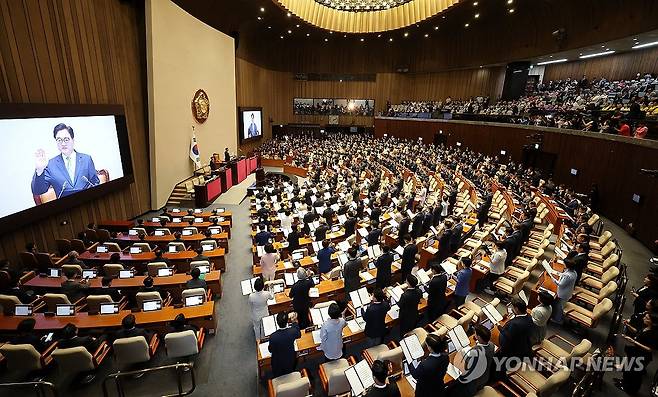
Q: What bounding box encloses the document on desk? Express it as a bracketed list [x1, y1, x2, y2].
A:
[519, 290, 528, 305]
[416, 269, 430, 285]
[359, 271, 375, 283]
[389, 285, 404, 303]
[347, 318, 364, 333]
[441, 261, 457, 275]
[308, 287, 320, 298]
[312, 241, 323, 252]
[312, 329, 322, 344]
[259, 342, 271, 358]
[283, 261, 294, 269]
[389, 218, 399, 228]
[400, 334, 425, 364]
[554, 246, 566, 260]
[387, 305, 400, 320]
[310, 309, 324, 327]
[482, 304, 503, 324]
[284, 272, 299, 286]
[262, 315, 278, 337]
[447, 363, 462, 380]
[448, 326, 470, 351]
[358, 228, 369, 238]
[279, 241, 289, 249]
[267, 297, 277, 306]
[541, 260, 559, 277]
[338, 240, 351, 252]
[337, 214, 347, 225]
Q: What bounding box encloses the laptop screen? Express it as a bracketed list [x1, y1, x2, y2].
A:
[128, 229, 138, 236]
[82, 269, 96, 279]
[196, 265, 210, 274]
[182, 229, 193, 236]
[118, 270, 133, 279]
[142, 300, 162, 312]
[129, 247, 141, 254]
[157, 268, 173, 277]
[56, 304, 75, 316]
[194, 217, 204, 223]
[154, 230, 165, 236]
[210, 228, 221, 235]
[99, 303, 119, 315]
[96, 246, 108, 253]
[152, 217, 160, 223]
[184, 295, 204, 307]
[202, 244, 213, 251]
[48, 268, 61, 277]
[168, 245, 178, 253]
[14, 305, 32, 316]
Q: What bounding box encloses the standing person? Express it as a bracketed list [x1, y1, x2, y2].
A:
[497, 297, 534, 361]
[343, 247, 362, 296]
[549, 259, 577, 325]
[530, 290, 553, 345]
[375, 245, 395, 289]
[363, 288, 391, 347]
[453, 257, 473, 308]
[449, 217, 464, 254]
[364, 360, 401, 397]
[482, 241, 507, 294]
[288, 268, 315, 329]
[452, 324, 495, 397]
[268, 312, 301, 378]
[259, 244, 280, 282]
[249, 277, 274, 341]
[400, 234, 418, 283]
[398, 275, 422, 336]
[254, 224, 273, 246]
[616, 312, 658, 394]
[319, 303, 348, 361]
[286, 224, 302, 253]
[632, 274, 658, 315]
[317, 240, 336, 275]
[426, 263, 448, 322]
[435, 221, 453, 263]
[280, 210, 293, 231]
[409, 334, 449, 397]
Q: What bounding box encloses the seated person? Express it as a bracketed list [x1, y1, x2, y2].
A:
[364, 359, 401, 397]
[94, 276, 122, 302]
[3, 276, 37, 304]
[60, 269, 89, 302]
[139, 276, 162, 295]
[10, 318, 46, 352]
[66, 250, 87, 267]
[111, 314, 152, 343]
[186, 267, 207, 290]
[168, 313, 199, 333]
[191, 246, 209, 262]
[153, 249, 171, 266]
[57, 323, 102, 353]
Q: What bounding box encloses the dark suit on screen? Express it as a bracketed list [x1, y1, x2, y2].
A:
[31, 152, 100, 198]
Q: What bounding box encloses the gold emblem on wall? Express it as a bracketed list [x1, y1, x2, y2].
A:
[191, 89, 210, 123]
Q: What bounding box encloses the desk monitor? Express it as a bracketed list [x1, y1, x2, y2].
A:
[48, 268, 61, 277]
[157, 268, 173, 277]
[100, 302, 119, 315]
[82, 269, 97, 279]
[154, 230, 165, 236]
[172, 208, 180, 213]
[96, 245, 108, 253]
[202, 244, 213, 252]
[128, 229, 138, 236]
[292, 251, 304, 261]
[129, 246, 141, 254]
[168, 245, 178, 253]
[142, 299, 162, 312]
[56, 304, 75, 316]
[194, 208, 203, 213]
[271, 283, 284, 294]
[14, 304, 32, 316]
[196, 265, 210, 274]
[118, 270, 133, 279]
[481, 319, 494, 330]
[215, 208, 225, 213]
[194, 217, 204, 223]
[172, 218, 182, 223]
[184, 295, 204, 307]
[182, 229, 193, 236]
[209, 228, 221, 235]
[152, 217, 160, 223]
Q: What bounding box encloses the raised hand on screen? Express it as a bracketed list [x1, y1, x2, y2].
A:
[35, 149, 48, 175]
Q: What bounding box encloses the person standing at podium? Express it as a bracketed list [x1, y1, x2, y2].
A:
[223, 147, 230, 163]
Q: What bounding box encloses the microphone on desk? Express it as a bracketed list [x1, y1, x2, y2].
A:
[82, 175, 98, 188]
[57, 181, 69, 199]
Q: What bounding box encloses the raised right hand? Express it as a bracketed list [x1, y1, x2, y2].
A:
[35, 149, 47, 175]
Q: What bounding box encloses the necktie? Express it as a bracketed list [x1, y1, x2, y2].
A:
[66, 156, 74, 181]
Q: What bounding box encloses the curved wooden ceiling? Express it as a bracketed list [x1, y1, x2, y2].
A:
[276, 0, 460, 33]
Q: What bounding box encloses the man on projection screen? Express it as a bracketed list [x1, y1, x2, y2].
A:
[31, 123, 100, 199]
[247, 113, 260, 138]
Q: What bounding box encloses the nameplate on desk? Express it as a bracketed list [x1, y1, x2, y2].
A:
[308, 288, 319, 298]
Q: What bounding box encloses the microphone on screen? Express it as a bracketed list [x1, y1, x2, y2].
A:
[57, 181, 69, 199]
[82, 175, 98, 188]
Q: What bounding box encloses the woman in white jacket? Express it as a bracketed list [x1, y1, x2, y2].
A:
[249, 277, 274, 341]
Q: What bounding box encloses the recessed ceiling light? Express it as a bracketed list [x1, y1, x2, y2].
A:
[343, 34, 347, 37]
[579, 50, 615, 59]
[288, 30, 292, 34]
[324, 38, 328, 42]
[360, 38, 364, 42]
[306, 33, 310, 37]
[508, 8, 515, 13]
[389, 38, 393, 42]
[579, 53, 583, 55]
[473, 1, 478, 5]
[474, 13, 479, 18]
[464, 23, 470, 27]
[260, 7, 265, 12]
[280, 36, 284, 39]
[633, 37, 639, 41]
[442, 16, 446, 19]
[268, 26, 272, 29]
[549, 55, 553, 58]
[286, 12, 291, 17]
[296, 24, 300, 28]
[601, 45, 605, 48]
[424, 34, 429, 38]
[479, 65, 483, 68]
[434, 26, 439, 30]
[404, 32, 409, 37]
[377, 34, 382, 37]
[329, 31, 333, 34]
[507, 0, 513, 4]
[257, 16, 262, 20]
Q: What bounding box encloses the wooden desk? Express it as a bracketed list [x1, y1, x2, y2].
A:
[114, 232, 229, 252]
[98, 220, 134, 232]
[529, 259, 563, 308]
[142, 221, 232, 238]
[22, 271, 222, 299]
[166, 211, 233, 226]
[78, 248, 226, 272]
[0, 301, 217, 334]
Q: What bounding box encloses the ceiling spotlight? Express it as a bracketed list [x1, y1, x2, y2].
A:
[329, 31, 333, 34]
[296, 24, 300, 27]
[473, 1, 478, 5]
[465, 23, 470, 27]
[306, 33, 310, 37]
[257, 16, 262, 20]
[360, 38, 364, 42]
[404, 32, 409, 37]
[601, 45, 605, 48]
[507, 0, 513, 4]
[424, 34, 429, 38]
[288, 30, 292, 33]
[508, 8, 515, 13]
[474, 13, 479, 18]
[260, 7, 265, 12]
[286, 12, 291, 17]
[377, 34, 382, 37]
[324, 38, 328, 42]
[343, 34, 347, 37]
[479, 65, 483, 68]
[280, 35, 284, 39]
[434, 26, 439, 30]
[389, 38, 393, 42]
[268, 26, 272, 29]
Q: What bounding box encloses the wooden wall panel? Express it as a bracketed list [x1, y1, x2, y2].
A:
[236, 57, 506, 153]
[0, 0, 149, 262]
[543, 46, 658, 82]
[375, 118, 658, 248]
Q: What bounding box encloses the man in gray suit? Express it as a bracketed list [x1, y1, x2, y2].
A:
[452, 324, 495, 397]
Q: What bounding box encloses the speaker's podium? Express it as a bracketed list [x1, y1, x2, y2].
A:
[255, 167, 265, 186]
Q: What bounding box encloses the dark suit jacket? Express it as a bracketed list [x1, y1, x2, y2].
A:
[410, 353, 449, 397]
[57, 335, 97, 353]
[186, 278, 207, 290]
[254, 231, 272, 246]
[498, 314, 534, 359]
[364, 383, 401, 397]
[367, 228, 382, 246]
[111, 326, 151, 344]
[31, 152, 100, 197]
[344, 217, 357, 236]
[363, 301, 390, 339]
[456, 342, 495, 396]
[314, 225, 329, 241]
[398, 287, 422, 335]
[11, 334, 46, 352]
[401, 244, 418, 275]
[287, 231, 302, 252]
[436, 230, 452, 262]
[427, 273, 448, 321]
[343, 258, 362, 294]
[398, 218, 411, 244]
[60, 279, 89, 302]
[289, 279, 314, 312]
[411, 214, 424, 238]
[269, 325, 301, 377]
[375, 253, 394, 288]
